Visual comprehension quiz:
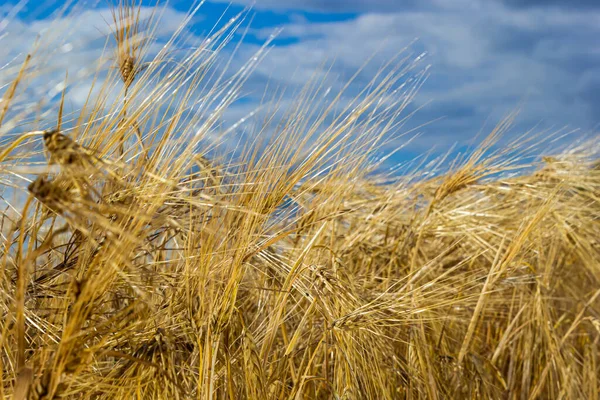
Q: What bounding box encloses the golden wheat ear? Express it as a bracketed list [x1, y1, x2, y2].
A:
[108, 0, 156, 157]
[110, 0, 155, 89]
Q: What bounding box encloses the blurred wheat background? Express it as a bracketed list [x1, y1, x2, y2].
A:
[0, 1, 598, 399]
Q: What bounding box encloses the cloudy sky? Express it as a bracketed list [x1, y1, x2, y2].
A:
[2, 0, 599, 166]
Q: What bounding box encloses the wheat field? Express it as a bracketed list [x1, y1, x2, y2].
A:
[0, 1, 599, 399]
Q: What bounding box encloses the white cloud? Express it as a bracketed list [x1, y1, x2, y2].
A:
[234, 1, 600, 153]
[1, 0, 598, 170]
[0, 3, 195, 130]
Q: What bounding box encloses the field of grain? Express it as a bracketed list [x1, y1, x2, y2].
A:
[1, 2, 599, 399]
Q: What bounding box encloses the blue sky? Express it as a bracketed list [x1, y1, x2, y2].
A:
[2, 0, 599, 167]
